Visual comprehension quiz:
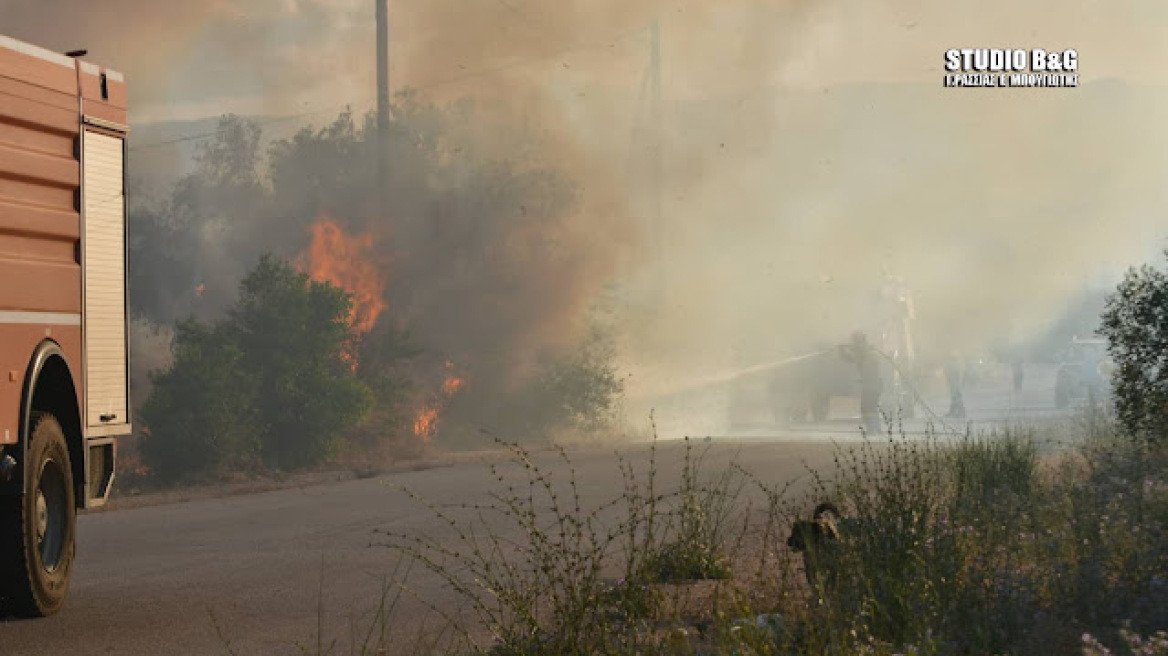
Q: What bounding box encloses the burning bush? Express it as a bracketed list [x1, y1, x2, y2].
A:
[141, 255, 373, 480]
[130, 100, 632, 453]
[349, 322, 425, 454]
[300, 214, 387, 337]
[430, 312, 627, 447]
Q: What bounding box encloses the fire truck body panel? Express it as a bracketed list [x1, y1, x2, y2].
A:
[0, 34, 128, 513]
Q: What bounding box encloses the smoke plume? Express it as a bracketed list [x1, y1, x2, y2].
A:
[8, 0, 1168, 434]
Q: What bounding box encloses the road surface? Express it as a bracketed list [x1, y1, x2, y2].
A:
[0, 441, 841, 656]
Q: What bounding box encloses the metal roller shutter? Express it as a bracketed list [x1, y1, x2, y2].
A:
[83, 131, 128, 429]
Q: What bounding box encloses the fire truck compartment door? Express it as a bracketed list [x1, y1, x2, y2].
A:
[82, 130, 128, 430]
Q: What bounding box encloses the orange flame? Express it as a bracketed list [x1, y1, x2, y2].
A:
[413, 362, 468, 442]
[194, 283, 206, 297]
[301, 213, 387, 335]
[441, 375, 465, 396]
[413, 407, 440, 439]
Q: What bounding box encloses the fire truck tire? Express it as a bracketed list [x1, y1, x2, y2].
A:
[0, 413, 75, 617]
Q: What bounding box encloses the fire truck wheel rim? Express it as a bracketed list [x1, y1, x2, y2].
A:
[35, 457, 67, 573]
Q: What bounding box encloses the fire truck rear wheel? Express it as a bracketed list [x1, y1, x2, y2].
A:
[0, 413, 76, 617]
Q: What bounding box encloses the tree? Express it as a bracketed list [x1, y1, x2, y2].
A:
[129, 115, 272, 326]
[1099, 252, 1168, 440]
[540, 324, 626, 432]
[127, 200, 202, 325]
[140, 319, 258, 480]
[231, 255, 373, 469]
[140, 255, 373, 480]
[506, 315, 626, 440]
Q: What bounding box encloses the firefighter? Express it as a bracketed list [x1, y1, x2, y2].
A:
[1012, 357, 1025, 392]
[840, 331, 883, 434]
[945, 354, 966, 419]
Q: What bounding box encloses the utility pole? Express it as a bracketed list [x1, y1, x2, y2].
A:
[376, 0, 390, 215]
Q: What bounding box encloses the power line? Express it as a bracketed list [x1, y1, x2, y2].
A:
[128, 105, 365, 153]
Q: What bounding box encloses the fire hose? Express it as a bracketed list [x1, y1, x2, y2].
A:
[867, 346, 964, 437]
[640, 349, 832, 399]
[643, 344, 965, 437]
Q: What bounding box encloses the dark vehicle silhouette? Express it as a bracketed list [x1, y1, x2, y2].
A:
[1054, 337, 1112, 409]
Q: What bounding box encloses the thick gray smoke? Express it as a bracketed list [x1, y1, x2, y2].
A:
[118, 102, 637, 439]
[7, 1, 643, 430]
[8, 0, 1168, 435]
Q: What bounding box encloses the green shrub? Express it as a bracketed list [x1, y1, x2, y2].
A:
[951, 431, 1037, 511]
[814, 434, 953, 647]
[140, 255, 373, 480]
[514, 322, 626, 439]
[140, 319, 259, 480]
[232, 255, 373, 468]
[793, 423, 1168, 655]
[641, 439, 741, 583]
[1099, 252, 1168, 441]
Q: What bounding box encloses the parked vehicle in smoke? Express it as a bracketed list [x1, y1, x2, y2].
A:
[1054, 337, 1113, 409]
[0, 36, 130, 617]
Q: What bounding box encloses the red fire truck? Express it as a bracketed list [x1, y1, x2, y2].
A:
[0, 35, 129, 616]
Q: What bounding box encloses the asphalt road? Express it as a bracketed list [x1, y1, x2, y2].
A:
[0, 440, 841, 656]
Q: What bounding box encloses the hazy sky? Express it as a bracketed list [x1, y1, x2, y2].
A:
[6, 1, 1168, 119]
